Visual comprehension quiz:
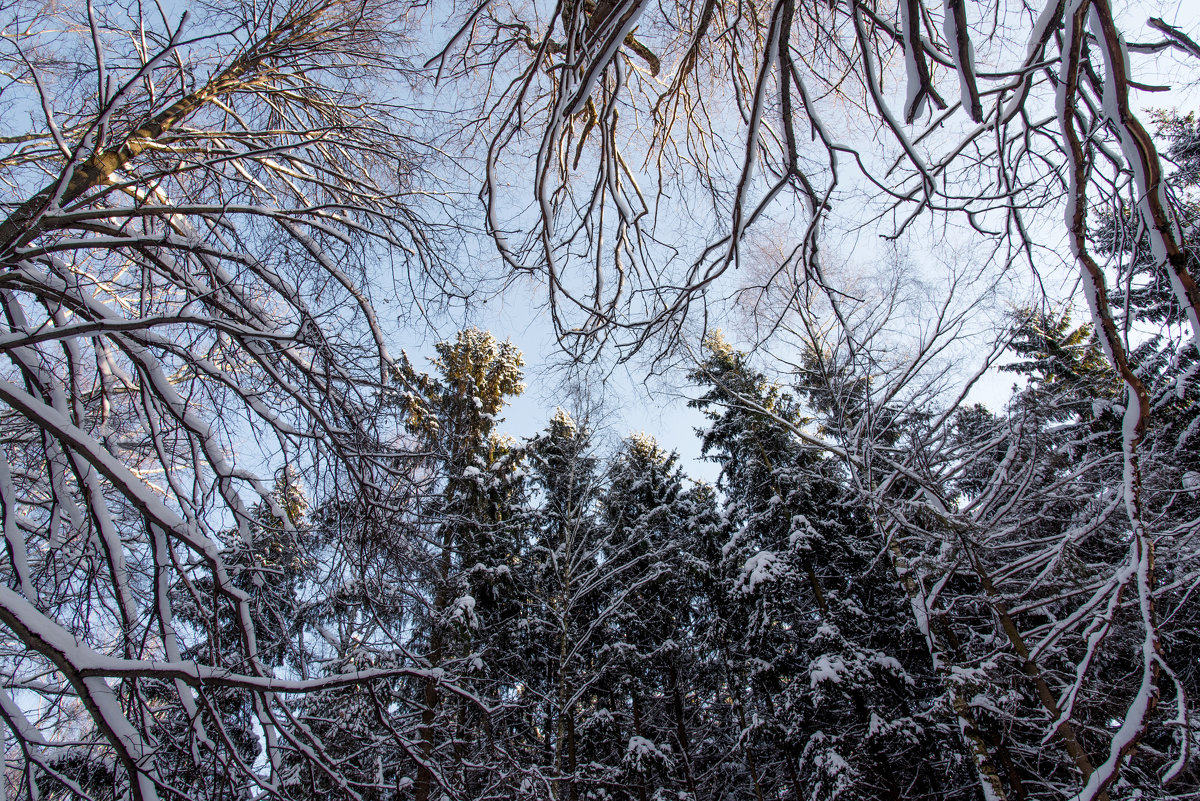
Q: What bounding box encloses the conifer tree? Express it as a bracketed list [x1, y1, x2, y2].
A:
[271, 330, 526, 801]
[977, 306, 1200, 796]
[691, 331, 974, 800]
[139, 472, 316, 801]
[516, 409, 605, 800]
[394, 328, 526, 800]
[601, 434, 701, 800]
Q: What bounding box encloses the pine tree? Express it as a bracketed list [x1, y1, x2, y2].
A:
[691, 331, 974, 800]
[515, 409, 602, 800]
[601, 433, 702, 800]
[284, 328, 528, 801]
[395, 328, 526, 800]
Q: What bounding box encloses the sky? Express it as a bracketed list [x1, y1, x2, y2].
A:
[399, 285, 724, 484]
[392, 0, 1200, 488]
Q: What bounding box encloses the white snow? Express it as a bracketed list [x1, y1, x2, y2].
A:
[809, 654, 847, 687]
[625, 735, 671, 768]
[738, 550, 780, 594]
[449, 595, 478, 628]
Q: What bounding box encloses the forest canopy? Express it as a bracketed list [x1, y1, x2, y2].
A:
[1, 0, 1200, 798]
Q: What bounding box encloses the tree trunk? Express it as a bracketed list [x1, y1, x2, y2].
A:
[668, 662, 699, 800]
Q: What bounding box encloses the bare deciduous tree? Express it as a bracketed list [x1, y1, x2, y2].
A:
[0, 0, 474, 797]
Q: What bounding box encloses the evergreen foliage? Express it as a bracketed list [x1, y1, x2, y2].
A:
[36, 307, 1194, 800]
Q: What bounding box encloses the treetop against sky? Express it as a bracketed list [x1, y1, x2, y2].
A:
[2, 0, 1200, 798]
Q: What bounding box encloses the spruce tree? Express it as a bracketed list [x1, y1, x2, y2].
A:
[395, 328, 526, 800]
[601, 434, 701, 800]
[692, 331, 972, 800]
